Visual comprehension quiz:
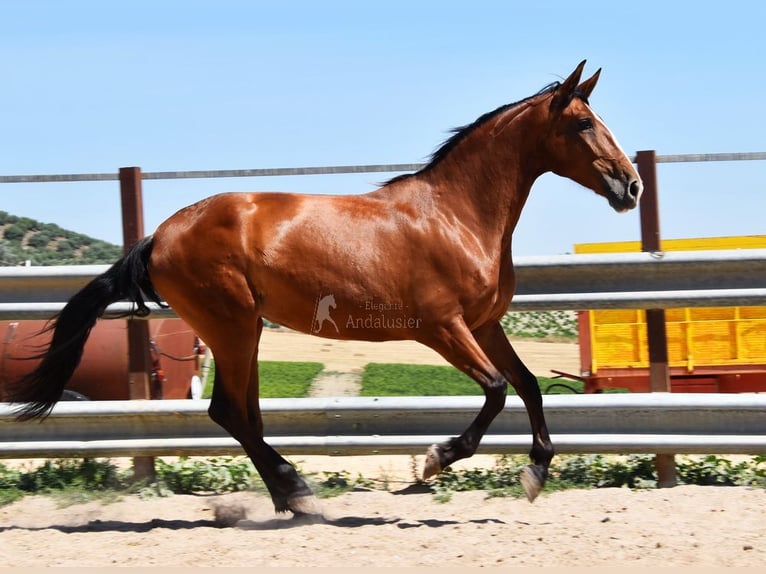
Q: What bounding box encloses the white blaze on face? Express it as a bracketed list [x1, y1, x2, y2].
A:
[587, 102, 643, 205]
[586, 102, 630, 162]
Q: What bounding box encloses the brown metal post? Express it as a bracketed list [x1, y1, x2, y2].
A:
[635, 150, 677, 488]
[119, 166, 156, 482]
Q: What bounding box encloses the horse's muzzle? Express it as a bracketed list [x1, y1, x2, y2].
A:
[608, 177, 642, 213]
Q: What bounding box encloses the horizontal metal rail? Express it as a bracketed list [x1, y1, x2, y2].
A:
[1, 394, 764, 458]
[3, 289, 766, 320]
[1, 250, 765, 319]
[0, 164, 426, 183]
[0, 152, 764, 183]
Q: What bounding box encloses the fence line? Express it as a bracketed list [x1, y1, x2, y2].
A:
[2, 394, 765, 459]
[0, 152, 764, 184]
[2, 250, 765, 319]
[655, 152, 766, 163]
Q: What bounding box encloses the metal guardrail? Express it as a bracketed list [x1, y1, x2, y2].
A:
[1, 394, 764, 459]
[1, 249, 765, 318]
[1, 250, 764, 461]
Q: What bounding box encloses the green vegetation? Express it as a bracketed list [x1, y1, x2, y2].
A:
[360, 362, 613, 396]
[202, 358, 610, 399]
[0, 210, 122, 265]
[258, 361, 324, 397]
[501, 310, 577, 340]
[152, 457, 265, 495]
[202, 360, 324, 399]
[429, 453, 766, 502]
[0, 456, 374, 506]
[0, 458, 131, 506]
[361, 363, 484, 396]
[2, 454, 765, 508]
[151, 457, 374, 500]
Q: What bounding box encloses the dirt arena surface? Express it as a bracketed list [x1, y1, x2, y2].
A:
[1, 479, 765, 567]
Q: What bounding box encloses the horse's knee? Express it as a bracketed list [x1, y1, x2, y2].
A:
[208, 400, 233, 434]
[506, 366, 538, 393]
[484, 375, 508, 411]
[207, 393, 245, 436]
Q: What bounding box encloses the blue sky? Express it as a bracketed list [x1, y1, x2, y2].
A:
[1, 1, 764, 255]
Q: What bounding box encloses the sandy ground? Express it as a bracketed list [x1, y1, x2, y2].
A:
[4, 333, 764, 567]
[2, 483, 765, 567]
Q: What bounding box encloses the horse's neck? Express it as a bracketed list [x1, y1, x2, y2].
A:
[422, 120, 543, 253]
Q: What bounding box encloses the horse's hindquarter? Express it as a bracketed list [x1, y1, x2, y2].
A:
[149, 192, 280, 330]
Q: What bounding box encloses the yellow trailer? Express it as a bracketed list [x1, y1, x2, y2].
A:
[574, 235, 766, 393]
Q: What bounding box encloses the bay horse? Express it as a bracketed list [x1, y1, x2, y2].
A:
[8, 61, 642, 516]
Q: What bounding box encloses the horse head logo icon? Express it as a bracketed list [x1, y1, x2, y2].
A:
[312, 293, 339, 334]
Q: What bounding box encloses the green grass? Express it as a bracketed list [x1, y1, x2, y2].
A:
[200, 358, 609, 400]
[360, 363, 599, 396]
[202, 360, 324, 399]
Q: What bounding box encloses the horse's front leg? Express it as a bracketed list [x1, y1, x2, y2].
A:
[420, 318, 509, 481]
[472, 321, 554, 502]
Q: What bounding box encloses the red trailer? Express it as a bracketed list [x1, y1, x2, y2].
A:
[0, 318, 203, 401]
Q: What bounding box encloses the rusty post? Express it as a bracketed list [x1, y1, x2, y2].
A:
[119, 166, 156, 482]
[637, 151, 671, 393]
[636, 150, 677, 488]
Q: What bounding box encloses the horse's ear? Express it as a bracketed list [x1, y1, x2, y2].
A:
[550, 60, 587, 111]
[576, 68, 601, 101]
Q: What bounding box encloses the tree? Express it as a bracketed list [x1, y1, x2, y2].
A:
[2, 224, 26, 242]
[56, 239, 75, 256]
[0, 241, 17, 265]
[26, 232, 51, 249]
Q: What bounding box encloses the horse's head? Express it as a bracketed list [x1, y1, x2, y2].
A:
[542, 60, 642, 213]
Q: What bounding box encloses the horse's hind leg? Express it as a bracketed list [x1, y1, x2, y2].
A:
[473, 322, 554, 502]
[207, 318, 319, 516]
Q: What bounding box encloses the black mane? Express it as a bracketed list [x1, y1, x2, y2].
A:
[385, 81, 562, 186]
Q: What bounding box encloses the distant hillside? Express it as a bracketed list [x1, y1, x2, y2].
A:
[0, 211, 123, 266]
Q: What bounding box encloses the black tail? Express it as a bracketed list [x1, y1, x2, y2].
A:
[8, 236, 165, 421]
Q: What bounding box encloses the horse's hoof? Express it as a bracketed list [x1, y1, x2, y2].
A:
[520, 465, 543, 503]
[422, 444, 443, 480]
[287, 494, 323, 517]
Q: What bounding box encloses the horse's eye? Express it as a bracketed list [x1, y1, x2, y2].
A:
[577, 118, 594, 131]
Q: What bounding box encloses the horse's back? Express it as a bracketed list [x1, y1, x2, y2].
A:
[146, 189, 426, 338]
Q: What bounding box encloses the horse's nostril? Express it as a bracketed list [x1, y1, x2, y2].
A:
[628, 179, 642, 201]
